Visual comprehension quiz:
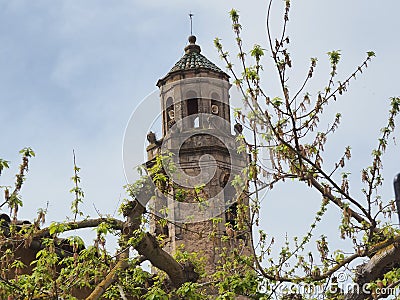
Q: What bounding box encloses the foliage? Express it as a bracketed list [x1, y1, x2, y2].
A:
[214, 1, 399, 299]
[0, 0, 399, 299]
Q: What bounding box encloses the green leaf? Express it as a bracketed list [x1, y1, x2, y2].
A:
[229, 9, 239, 22]
[48, 222, 70, 235]
[0, 159, 10, 175]
[327, 50, 341, 66]
[250, 44, 265, 59]
[19, 147, 35, 157]
[272, 97, 283, 107]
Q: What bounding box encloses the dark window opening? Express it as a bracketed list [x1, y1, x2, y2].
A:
[155, 218, 169, 237]
[186, 98, 198, 128]
[162, 224, 169, 236]
[223, 174, 238, 228]
[225, 202, 248, 244]
[166, 97, 175, 129]
[175, 226, 183, 240]
[187, 98, 198, 116]
[166, 97, 173, 109]
[225, 203, 238, 228]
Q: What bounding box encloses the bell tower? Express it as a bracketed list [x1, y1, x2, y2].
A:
[146, 36, 251, 276]
[157, 35, 232, 136]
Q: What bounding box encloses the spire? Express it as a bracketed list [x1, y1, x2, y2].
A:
[185, 12, 200, 53]
[189, 12, 194, 36]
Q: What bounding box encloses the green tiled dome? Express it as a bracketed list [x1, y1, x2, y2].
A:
[169, 49, 223, 74]
[168, 36, 225, 75]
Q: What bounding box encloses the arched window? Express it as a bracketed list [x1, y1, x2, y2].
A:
[166, 97, 175, 129]
[166, 97, 173, 110]
[193, 116, 199, 128]
[186, 91, 198, 128]
[225, 203, 238, 227]
[187, 98, 198, 116]
[222, 172, 238, 228]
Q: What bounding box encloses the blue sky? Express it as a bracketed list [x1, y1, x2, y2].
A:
[0, 0, 399, 252]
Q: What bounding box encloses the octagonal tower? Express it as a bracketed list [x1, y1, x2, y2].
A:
[146, 36, 251, 277]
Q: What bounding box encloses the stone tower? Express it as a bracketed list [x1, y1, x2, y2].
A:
[146, 36, 251, 276]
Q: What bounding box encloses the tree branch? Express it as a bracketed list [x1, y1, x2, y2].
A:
[124, 200, 199, 288]
[345, 239, 400, 300]
[87, 199, 199, 299]
[86, 255, 146, 300]
[33, 218, 124, 239]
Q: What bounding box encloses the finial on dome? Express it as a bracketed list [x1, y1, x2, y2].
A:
[185, 35, 201, 54]
[188, 35, 196, 44]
